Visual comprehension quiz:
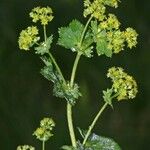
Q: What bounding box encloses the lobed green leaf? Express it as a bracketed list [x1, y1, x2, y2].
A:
[85, 133, 121, 150]
[58, 20, 84, 51]
[35, 35, 53, 55]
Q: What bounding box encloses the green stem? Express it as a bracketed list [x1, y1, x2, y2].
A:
[67, 53, 81, 148]
[43, 25, 47, 42]
[48, 52, 66, 83]
[79, 16, 93, 46]
[43, 25, 66, 83]
[42, 141, 45, 150]
[67, 103, 77, 147]
[82, 103, 108, 145]
[67, 16, 93, 147]
[70, 53, 81, 87]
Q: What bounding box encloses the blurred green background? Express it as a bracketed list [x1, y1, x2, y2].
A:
[0, 0, 150, 149]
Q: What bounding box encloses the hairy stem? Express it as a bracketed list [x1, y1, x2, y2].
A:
[67, 53, 81, 147]
[43, 26, 66, 83]
[82, 103, 108, 145]
[42, 141, 45, 150]
[70, 53, 81, 87]
[48, 52, 66, 83]
[67, 16, 93, 147]
[43, 25, 47, 42]
[67, 103, 77, 147]
[79, 16, 93, 46]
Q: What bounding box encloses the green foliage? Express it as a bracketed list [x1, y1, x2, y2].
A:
[62, 133, 121, 150]
[40, 56, 60, 82]
[35, 35, 53, 55]
[103, 89, 113, 107]
[58, 20, 94, 58]
[91, 20, 112, 57]
[96, 36, 112, 57]
[85, 133, 121, 150]
[53, 82, 81, 105]
[17, 0, 139, 149]
[41, 56, 81, 105]
[58, 19, 84, 51]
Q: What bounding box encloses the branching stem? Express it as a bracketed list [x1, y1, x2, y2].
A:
[82, 103, 108, 145]
[79, 16, 93, 46]
[67, 16, 93, 148]
[43, 25, 66, 83]
[48, 52, 66, 83]
[70, 53, 81, 87]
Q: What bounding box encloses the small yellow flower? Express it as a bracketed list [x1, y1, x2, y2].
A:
[103, 0, 120, 8]
[111, 30, 125, 53]
[107, 14, 120, 29]
[83, 0, 106, 21]
[40, 117, 55, 130]
[33, 117, 55, 142]
[107, 30, 125, 53]
[124, 27, 138, 48]
[83, 0, 120, 20]
[18, 26, 39, 50]
[107, 67, 138, 100]
[99, 14, 120, 30]
[17, 145, 35, 150]
[30, 6, 54, 25]
[99, 21, 108, 29]
[35, 127, 45, 135]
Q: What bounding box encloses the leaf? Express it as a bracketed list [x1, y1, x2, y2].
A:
[35, 35, 53, 55]
[81, 31, 94, 58]
[40, 56, 58, 82]
[53, 82, 82, 105]
[103, 89, 113, 107]
[85, 133, 121, 150]
[96, 32, 112, 57]
[58, 19, 84, 52]
[61, 142, 84, 150]
[77, 127, 86, 139]
[91, 20, 99, 41]
[40, 56, 52, 66]
[91, 21, 112, 58]
[61, 145, 75, 150]
[40, 66, 57, 83]
[40, 56, 81, 105]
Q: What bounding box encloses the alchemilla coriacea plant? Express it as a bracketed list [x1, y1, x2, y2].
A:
[18, 0, 138, 150]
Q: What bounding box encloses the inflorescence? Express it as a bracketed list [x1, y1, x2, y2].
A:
[107, 67, 138, 101]
[18, 26, 39, 50]
[33, 117, 55, 142]
[17, 145, 35, 150]
[30, 6, 53, 25]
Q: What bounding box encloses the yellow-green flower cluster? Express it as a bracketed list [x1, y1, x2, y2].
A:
[107, 67, 138, 101]
[33, 117, 55, 142]
[30, 7, 53, 25]
[124, 27, 138, 49]
[99, 14, 120, 30]
[18, 26, 39, 50]
[17, 145, 35, 150]
[107, 30, 125, 53]
[83, 0, 120, 21]
[96, 13, 138, 54]
[103, 0, 120, 8]
[84, 0, 106, 21]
